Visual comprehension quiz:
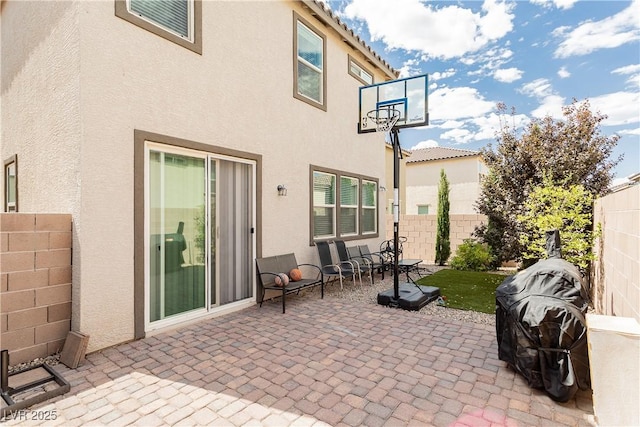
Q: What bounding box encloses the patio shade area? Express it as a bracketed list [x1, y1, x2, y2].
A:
[2, 292, 594, 426]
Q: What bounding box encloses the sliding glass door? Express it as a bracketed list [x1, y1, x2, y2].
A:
[147, 145, 255, 327]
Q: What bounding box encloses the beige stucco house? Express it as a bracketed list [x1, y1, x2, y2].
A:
[405, 147, 487, 215]
[1, 0, 399, 353]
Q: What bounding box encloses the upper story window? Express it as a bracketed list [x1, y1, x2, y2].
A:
[294, 13, 326, 111]
[4, 155, 17, 212]
[348, 55, 373, 85]
[115, 0, 202, 54]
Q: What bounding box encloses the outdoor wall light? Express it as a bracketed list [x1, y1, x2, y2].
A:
[277, 185, 287, 196]
[379, 186, 387, 192]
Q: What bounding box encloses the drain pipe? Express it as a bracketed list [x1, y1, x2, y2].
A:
[1, 350, 8, 393]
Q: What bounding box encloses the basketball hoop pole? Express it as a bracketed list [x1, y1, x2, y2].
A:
[391, 128, 400, 301]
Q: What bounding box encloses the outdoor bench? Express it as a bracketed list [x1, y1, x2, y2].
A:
[255, 253, 324, 313]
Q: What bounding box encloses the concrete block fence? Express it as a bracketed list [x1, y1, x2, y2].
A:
[0, 213, 72, 365]
[385, 214, 487, 265]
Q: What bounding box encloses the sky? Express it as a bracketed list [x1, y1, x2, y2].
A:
[322, 0, 640, 184]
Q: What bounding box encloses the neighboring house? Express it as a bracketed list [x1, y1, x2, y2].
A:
[384, 142, 412, 215]
[1, 0, 398, 353]
[405, 147, 487, 215]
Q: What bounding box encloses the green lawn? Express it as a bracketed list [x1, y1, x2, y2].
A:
[416, 269, 509, 314]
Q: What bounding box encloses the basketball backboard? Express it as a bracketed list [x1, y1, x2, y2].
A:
[358, 74, 429, 133]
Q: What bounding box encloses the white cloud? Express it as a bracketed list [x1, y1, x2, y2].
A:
[618, 127, 640, 136]
[558, 66, 571, 78]
[430, 69, 457, 81]
[493, 67, 523, 83]
[589, 92, 640, 126]
[553, 0, 640, 58]
[518, 79, 565, 118]
[519, 78, 554, 98]
[440, 128, 475, 144]
[530, 0, 578, 10]
[342, 0, 515, 60]
[428, 86, 495, 121]
[530, 95, 565, 119]
[410, 140, 439, 150]
[438, 120, 465, 129]
[612, 64, 640, 88]
[612, 64, 640, 75]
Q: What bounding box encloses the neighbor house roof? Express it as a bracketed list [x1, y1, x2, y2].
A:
[302, 0, 398, 80]
[407, 147, 480, 163]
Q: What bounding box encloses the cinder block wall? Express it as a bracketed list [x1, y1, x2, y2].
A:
[0, 213, 72, 365]
[592, 184, 640, 322]
[386, 214, 486, 264]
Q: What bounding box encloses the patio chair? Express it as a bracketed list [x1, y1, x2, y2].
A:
[334, 241, 365, 287]
[358, 245, 386, 279]
[315, 241, 358, 290]
[379, 236, 407, 267]
[346, 245, 374, 285]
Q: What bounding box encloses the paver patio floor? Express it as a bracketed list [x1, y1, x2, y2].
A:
[2, 289, 594, 426]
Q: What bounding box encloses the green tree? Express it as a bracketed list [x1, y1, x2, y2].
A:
[435, 169, 451, 265]
[475, 99, 621, 264]
[518, 176, 598, 272]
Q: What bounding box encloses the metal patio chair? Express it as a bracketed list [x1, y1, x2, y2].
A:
[315, 241, 358, 290]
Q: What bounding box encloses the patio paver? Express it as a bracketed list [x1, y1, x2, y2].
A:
[1, 293, 594, 426]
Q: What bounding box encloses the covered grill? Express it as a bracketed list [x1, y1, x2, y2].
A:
[495, 230, 591, 402]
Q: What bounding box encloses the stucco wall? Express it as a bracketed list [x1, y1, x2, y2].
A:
[2, 1, 390, 351]
[405, 156, 483, 215]
[592, 184, 640, 322]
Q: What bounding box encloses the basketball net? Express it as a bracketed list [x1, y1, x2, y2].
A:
[366, 109, 400, 133]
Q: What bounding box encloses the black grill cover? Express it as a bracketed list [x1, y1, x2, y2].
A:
[496, 257, 591, 402]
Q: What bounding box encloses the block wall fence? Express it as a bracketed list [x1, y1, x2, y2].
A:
[0, 213, 72, 365]
[386, 214, 487, 264]
[592, 184, 640, 322]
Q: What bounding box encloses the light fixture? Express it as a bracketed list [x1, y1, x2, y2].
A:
[379, 186, 387, 192]
[277, 184, 287, 196]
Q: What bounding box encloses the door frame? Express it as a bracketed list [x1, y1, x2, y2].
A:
[133, 130, 262, 339]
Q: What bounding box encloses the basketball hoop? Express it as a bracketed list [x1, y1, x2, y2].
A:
[366, 108, 400, 133]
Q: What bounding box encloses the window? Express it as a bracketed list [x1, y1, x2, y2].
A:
[362, 180, 377, 234]
[417, 205, 430, 215]
[294, 13, 326, 110]
[312, 171, 336, 239]
[115, 0, 202, 54]
[340, 176, 359, 236]
[348, 55, 373, 85]
[4, 155, 17, 212]
[311, 166, 378, 241]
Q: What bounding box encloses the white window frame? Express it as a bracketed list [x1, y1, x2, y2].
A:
[340, 176, 359, 237]
[312, 171, 337, 239]
[127, 0, 195, 41]
[4, 155, 17, 213]
[311, 166, 379, 242]
[361, 179, 377, 235]
[294, 13, 326, 110]
[116, 0, 202, 54]
[348, 55, 373, 85]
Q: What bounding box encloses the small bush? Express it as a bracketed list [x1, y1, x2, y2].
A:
[450, 239, 495, 271]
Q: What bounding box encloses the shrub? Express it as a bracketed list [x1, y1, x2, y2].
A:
[518, 175, 598, 272]
[450, 239, 495, 271]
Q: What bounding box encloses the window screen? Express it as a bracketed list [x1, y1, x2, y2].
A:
[130, 0, 190, 38]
